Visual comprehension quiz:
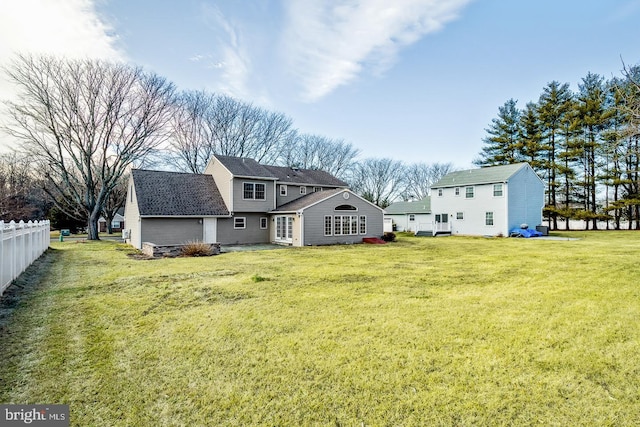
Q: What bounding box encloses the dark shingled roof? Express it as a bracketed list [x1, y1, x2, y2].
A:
[263, 165, 348, 187]
[271, 188, 344, 212]
[132, 169, 229, 216]
[213, 155, 278, 179]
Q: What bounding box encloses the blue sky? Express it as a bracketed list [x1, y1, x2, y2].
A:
[2, 0, 640, 168]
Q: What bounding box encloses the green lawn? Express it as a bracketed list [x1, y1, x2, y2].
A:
[1, 232, 639, 425]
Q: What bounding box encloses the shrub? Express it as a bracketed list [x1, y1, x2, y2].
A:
[180, 241, 213, 257]
[251, 274, 268, 283]
[381, 232, 396, 242]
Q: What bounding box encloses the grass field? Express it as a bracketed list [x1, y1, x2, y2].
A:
[1, 232, 639, 425]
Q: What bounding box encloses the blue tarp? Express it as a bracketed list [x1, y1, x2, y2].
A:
[509, 227, 543, 238]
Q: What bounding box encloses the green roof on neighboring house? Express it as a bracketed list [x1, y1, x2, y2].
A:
[431, 163, 529, 188]
[384, 196, 431, 214]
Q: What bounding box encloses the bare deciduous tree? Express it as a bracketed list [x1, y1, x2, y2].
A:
[0, 152, 49, 220]
[3, 54, 176, 239]
[282, 133, 360, 180]
[101, 174, 128, 234]
[167, 90, 217, 173]
[403, 162, 455, 200]
[348, 158, 406, 208]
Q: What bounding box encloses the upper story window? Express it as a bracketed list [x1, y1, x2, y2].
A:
[409, 214, 415, 221]
[300, 187, 307, 195]
[313, 187, 322, 192]
[454, 187, 460, 196]
[493, 184, 503, 197]
[279, 184, 287, 196]
[465, 186, 474, 198]
[437, 188, 443, 197]
[243, 182, 266, 200]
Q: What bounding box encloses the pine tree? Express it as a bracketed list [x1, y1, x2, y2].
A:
[475, 99, 522, 167]
[537, 81, 574, 229]
[519, 102, 545, 171]
[575, 72, 611, 229]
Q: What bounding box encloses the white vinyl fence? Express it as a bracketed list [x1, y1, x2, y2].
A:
[1, 220, 50, 295]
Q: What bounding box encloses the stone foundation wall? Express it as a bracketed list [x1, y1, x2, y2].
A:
[141, 242, 221, 258]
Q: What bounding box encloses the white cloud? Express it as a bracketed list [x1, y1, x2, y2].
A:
[199, 4, 252, 100]
[0, 0, 124, 151]
[0, 0, 123, 62]
[281, 0, 473, 102]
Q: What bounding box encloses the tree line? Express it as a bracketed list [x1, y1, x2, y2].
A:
[475, 66, 640, 230]
[1, 54, 451, 239]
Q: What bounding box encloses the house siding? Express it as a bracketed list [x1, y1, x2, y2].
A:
[385, 213, 432, 232]
[301, 194, 383, 246]
[276, 185, 309, 207]
[140, 218, 203, 245]
[430, 164, 544, 236]
[507, 166, 545, 232]
[432, 184, 506, 236]
[205, 159, 233, 210]
[232, 179, 276, 212]
[217, 213, 270, 245]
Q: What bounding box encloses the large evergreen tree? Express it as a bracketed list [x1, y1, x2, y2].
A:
[575, 72, 611, 229]
[537, 81, 574, 229]
[475, 99, 522, 166]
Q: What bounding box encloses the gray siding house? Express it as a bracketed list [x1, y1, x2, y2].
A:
[125, 155, 384, 248]
[124, 170, 229, 249]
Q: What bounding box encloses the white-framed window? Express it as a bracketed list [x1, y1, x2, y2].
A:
[438, 188, 443, 197]
[300, 187, 307, 195]
[456, 212, 464, 220]
[409, 214, 415, 221]
[313, 187, 322, 192]
[260, 217, 268, 229]
[485, 212, 494, 226]
[465, 186, 474, 198]
[234, 217, 246, 229]
[350, 216, 358, 234]
[243, 182, 266, 200]
[324, 216, 332, 236]
[333, 215, 359, 236]
[112, 221, 121, 228]
[455, 187, 460, 196]
[493, 184, 503, 197]
[279, 184, 287, 196]
[359, 216, 366, 234]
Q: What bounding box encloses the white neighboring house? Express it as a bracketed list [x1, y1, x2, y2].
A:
[383, 197, 432, 233]
[430, 163, 545, 236]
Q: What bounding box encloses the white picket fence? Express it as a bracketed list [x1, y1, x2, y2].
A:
[1, 220, 50, 295]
